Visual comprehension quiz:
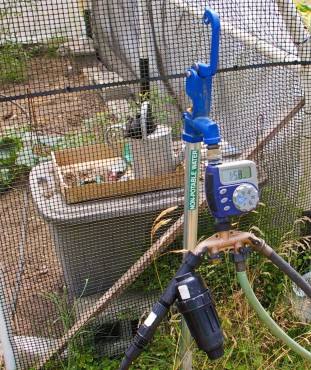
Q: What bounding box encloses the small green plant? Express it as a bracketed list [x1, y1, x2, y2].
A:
[0, 136, 22, 166]
[42, 36, 68, 57]
[0, 42, 29, 83]
[27, 36, 68, 58]
[0, 128, 51, 192]
[39, 283, 98, 370]
[295, 2, 311, 32]
[0, 136, 22, 191]
[130, 205, 183, 293]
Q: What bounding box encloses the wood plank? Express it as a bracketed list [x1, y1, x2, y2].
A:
[54, 142, 124, 166]
[59, 158, 122, 173]
[53, 143, 184, 203]
[240, 97, 305, 161]
[64, 167, 184, 203]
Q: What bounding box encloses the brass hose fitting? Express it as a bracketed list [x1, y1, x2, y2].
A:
[193, 230, 263, 263]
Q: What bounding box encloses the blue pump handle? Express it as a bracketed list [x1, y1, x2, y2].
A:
[182, 9, 221, 144]
[200, 9, 220, 78]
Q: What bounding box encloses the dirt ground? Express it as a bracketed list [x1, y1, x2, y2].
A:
[0, 55, 110, 340]
[0, 187, 64, 337]
[0, 55, 108, 135]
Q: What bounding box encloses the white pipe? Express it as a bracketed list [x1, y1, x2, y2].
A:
[0, 269, 17, 370]
[221, 21, 300, 69]
[140, 101, 149, 139]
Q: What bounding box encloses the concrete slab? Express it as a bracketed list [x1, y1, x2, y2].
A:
[0, 0, 86, 44]
[83, 67, 133, 102]
[106, 99, 130, 119]
[57, 37, 96, 57]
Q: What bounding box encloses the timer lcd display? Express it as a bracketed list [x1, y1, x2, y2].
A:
[222, 166, 251, 183]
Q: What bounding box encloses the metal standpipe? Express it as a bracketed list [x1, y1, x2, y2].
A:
[181, 9, 221, 370]
[180, 9, 221, 369]
[117, 9, 221, 370]
[181, 141, 201, 369]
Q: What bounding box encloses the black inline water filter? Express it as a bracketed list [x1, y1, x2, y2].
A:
[118, 251, 206, 370]
[175, 272, 224, 360]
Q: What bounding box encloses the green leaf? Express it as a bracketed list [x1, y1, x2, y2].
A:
[0, 167, 13, 192]
[0, 136, 22, 166]
[37, 135, 65, 148]
[297, 3, 311, 12]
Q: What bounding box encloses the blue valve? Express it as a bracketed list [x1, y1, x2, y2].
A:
[182, 9, 221, 145]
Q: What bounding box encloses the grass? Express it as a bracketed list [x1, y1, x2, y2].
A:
[0, 42, 29, 83]
[0, 36, 67, 83]
[39, 191, 311, 369]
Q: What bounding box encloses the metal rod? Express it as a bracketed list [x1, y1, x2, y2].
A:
[138, 0, 150, 98]
[0, 269, 17, 370]
[181, 141, 201, 369]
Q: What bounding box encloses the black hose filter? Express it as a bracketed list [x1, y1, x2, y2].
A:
[175, 272, 224, 360]
[119, 251, 205, 370]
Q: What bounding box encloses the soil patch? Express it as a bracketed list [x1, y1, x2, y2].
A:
[1, 55, 108, 135]
[0, 55, 109, 340]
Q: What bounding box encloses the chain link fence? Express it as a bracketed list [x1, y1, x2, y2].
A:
[0, 0, 310, 369]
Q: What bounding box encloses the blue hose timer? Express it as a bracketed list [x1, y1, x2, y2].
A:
[205, 160, 259, 218]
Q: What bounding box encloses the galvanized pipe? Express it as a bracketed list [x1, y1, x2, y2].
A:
[181, 141, 201, 369]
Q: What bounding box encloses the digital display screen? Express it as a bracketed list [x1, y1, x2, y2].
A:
[222, 166, 252, 183]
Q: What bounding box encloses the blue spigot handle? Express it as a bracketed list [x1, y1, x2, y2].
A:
[201, 9, 220, 77]
[183, 9, 221, 145]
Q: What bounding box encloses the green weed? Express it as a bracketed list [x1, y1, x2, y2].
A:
[295, 2, 311, 32]
[0, 42, 29, 83]
[0, 135, 24, 191]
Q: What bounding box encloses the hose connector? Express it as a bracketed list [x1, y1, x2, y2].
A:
[248, 236, 273, 257]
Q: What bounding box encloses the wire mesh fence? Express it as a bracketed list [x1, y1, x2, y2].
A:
[0, 0, 310, 369]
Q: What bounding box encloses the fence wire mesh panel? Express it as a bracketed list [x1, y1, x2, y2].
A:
[0, 0, 310, 369]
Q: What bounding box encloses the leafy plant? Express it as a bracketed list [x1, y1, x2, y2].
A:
[129, 206, 183, 293]
[0, 167, 14, 192]
[296, 2, 311, 32]
[0, 136, 22, 191]
[0, 129, 51, 192]
[0, 136, 22, 166]
[0, 0, 40, 41]
[39, 197, 311, 369]
[39, 283, 97, 370]
[0, 42, 29, 83]
[41, 36, 68, 57]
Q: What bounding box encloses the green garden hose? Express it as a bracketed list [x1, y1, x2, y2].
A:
[237, 271, 311, 361]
